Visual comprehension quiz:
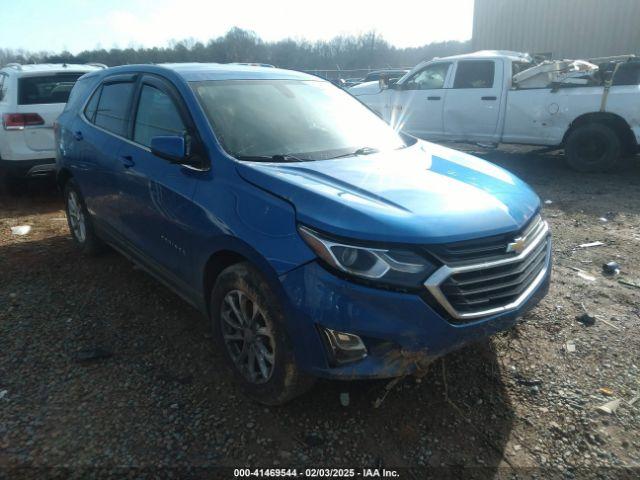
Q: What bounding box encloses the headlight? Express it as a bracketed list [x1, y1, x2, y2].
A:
[298, 225, 437, 289]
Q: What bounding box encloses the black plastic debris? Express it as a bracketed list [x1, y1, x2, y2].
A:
[515, 375, 543, 387]
[73, 347, 113, 363]
[576, 313, 596, 327]
[602, 261, 620, 276]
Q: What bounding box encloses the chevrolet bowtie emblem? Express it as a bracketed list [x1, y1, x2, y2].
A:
[506, 237, 527, 254]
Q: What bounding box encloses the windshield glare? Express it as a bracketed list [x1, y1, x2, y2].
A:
[191, 79, 407, 160]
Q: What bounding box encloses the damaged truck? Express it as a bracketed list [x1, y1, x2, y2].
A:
[349, 50, 640, 172]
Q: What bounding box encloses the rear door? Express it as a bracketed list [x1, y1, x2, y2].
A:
[389, 62, 452, 139]
[443, 60, 503, 142]
[115, 75, 202, 285]
[71, 75, 137, 228]
[17, 72, 87, 154]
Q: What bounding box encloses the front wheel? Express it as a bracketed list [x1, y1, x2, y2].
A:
[64, 179, 105, 255]
[210, 262, 315, 405]
[565, 123, 621, 172]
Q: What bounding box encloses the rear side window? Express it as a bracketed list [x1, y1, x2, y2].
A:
[94, 82, 135, 136]
[453, 61, 495, 89]
[133, 85, 186, 147]
[83, 86, 101, 122]
[18, 73, 85, 105]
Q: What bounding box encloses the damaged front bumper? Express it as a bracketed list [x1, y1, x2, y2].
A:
[279, 259, 551, 380]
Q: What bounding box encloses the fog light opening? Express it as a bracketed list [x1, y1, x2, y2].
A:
[322, 327, 368, 366]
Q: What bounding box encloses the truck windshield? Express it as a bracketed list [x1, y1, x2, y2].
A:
[191, 79, 408, 161]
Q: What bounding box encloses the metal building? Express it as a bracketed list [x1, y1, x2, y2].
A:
[472, 0, 640, 59]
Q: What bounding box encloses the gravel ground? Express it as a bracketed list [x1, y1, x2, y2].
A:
[1, 147, 639, 478]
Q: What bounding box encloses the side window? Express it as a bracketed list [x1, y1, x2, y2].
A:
[453, 61, 495, 89]
[83, 86, 101, 122]
[405, 63, 450, 90]
[133, 85, 186, 148]
[94, 82, 135, 136]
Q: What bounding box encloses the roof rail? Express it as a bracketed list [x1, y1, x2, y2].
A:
[86, 63, 108, 69]
[4, 63, 22, 70]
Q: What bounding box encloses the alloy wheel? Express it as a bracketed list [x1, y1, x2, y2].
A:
[220, 289, 276, 384]
[67, 190, 86, 243]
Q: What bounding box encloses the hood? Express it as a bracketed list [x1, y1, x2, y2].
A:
[235, 141, 540, 244]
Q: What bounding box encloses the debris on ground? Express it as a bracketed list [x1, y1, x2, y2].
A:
[598, 387, 614, 396]
[577, 271, 596, 282]
[0, 389, 8, 400]
[373, 377, 404, 408]
[10, 225, 31, 235]
[602, 261, 620, 276]
[578, 241, 604, 248]
[339, 392, 350, 407]
[73, 347, 113, 363]
[597, 399, 621, 414]
[565, 341, 576, 353]
[544, 199, 553, 205]
[576, 312, 596, 327]
[618, 279, 640, 289]
[599, 317, 622, 331]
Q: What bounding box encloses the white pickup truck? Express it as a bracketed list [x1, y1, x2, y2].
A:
[349, 50, 640, 172]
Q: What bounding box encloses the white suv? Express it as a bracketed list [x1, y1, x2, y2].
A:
[0, 63, 104, 187]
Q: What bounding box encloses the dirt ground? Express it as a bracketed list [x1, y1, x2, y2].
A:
[1, 146, 639, 479]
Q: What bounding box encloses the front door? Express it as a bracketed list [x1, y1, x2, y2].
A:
[115, 76, 201, 285]
[389, 62, 452, 139]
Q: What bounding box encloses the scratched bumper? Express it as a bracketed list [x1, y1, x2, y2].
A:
[278, 259, 550, 380]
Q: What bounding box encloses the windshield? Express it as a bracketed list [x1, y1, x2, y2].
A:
[191, 79, 408, 160]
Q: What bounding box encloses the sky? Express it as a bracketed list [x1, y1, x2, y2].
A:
[0, 0, 474, 54]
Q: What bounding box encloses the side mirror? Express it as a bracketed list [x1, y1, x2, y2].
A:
[379, 77, 389, 91]
[150, 136, 187, 163]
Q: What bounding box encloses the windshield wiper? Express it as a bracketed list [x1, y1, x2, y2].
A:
[328, 147, 380, 159]
[234, 154, 305, 163]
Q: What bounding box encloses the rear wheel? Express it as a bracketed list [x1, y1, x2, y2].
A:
[210, 262, 315, 405]
[64, 179, 105, 255]
[565, 123, 621, 172]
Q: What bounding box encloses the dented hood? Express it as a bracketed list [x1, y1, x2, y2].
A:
[235, 141, 540, 244]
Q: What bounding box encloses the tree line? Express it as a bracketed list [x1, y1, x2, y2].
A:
[1, 28, 471, 76]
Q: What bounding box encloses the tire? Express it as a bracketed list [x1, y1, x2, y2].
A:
[64, 179, 105, 255]
[210, 262, 315, 405]
[565, 123, 621, 172]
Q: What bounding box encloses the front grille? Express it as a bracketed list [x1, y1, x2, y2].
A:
[441, 235, 549, 314]
[424, 216, 550, 322]
[429, 214, 544, 264]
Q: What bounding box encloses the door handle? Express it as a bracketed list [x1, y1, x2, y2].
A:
[427, 96, 441, 101]
[73, 131, 83, 141]
[481, 96, 497, 101]
[120, 155, 135, 169]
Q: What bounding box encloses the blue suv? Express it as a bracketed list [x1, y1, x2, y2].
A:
[55, 64, 551, 404]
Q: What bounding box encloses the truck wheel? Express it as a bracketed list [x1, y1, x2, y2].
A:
[64, 179, 105, 255]
[565, 123, 621, 172]
[210, 262, 315, 405]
